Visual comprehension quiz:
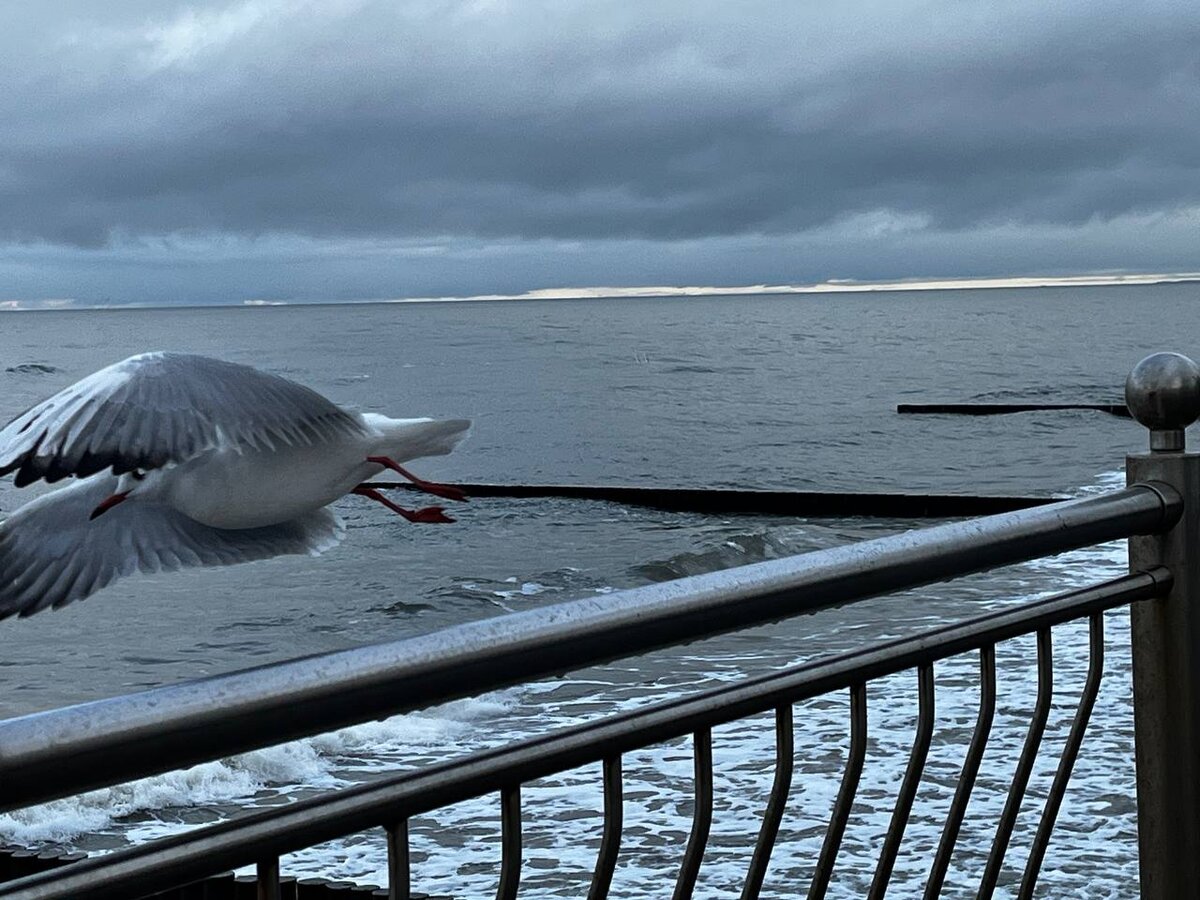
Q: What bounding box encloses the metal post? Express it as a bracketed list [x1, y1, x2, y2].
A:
[1125, 351, 1200, 899]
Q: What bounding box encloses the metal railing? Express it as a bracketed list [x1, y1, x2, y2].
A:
[1, 351, 1199, 899]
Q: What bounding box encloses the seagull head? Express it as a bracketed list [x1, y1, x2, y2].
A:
[89, 469, 162, 520]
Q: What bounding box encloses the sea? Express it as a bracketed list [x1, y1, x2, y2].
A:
[0, 283, 1196, 898]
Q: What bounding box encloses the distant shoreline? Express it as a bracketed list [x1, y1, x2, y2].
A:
[378, 272, 1200, 305]
[3, 271, 1199, 312]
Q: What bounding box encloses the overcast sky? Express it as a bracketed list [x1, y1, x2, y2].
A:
[2, 0, 1197, 305]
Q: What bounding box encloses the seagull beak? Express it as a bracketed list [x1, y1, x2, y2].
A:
[89, 491, 131, 520]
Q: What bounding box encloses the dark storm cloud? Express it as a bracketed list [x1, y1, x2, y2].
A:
[2, 0, 1197, 253]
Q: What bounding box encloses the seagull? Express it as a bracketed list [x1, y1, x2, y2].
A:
[0, 352, 470, 620]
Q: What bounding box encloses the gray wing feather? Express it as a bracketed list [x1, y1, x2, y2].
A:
[0, 474, 345, 619]
[0, 352, 368, 486]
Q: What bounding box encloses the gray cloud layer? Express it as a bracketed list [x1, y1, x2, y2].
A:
[1, 1, 1197, 301]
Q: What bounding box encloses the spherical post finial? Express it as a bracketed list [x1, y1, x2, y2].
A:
[1125, 352, 1200, 451]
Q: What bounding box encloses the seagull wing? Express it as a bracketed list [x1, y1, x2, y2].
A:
[0, 352, 369, 486]
[0, 474, 345, 619]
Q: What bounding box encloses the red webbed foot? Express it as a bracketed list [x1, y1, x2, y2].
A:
[408, 506, 455, 524]
[352, 486, 456, 524]
[366, 456, 468, 502]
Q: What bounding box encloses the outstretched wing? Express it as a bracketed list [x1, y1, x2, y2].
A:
[0, 474, 345, 619]
[0, 352, 369, 486]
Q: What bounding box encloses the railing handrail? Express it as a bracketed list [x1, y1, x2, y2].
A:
[0, 567, 1171, 900]
[0, 483, 1181, 813]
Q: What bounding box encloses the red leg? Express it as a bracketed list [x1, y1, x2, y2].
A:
[367, 456, 468, 502]
[352, 486, 455, 524]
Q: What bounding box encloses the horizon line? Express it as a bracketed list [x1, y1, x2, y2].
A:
[3, 270, 1199, 312]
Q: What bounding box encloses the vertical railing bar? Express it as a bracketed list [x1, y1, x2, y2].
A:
[587, 755, 624, 900]
[740, 703, 795, 900]
[923, 644, 997, 900]
[256, 858, 280, 900]
[1017, 612, 1104, 900]
[978, 628, 1054, 899]
[386, 819, 411, 900]
[672, 727, 714, 900]
[868, 663, 936, 899]
[496, 785, 522, 900]
[807, 682, 868, 900]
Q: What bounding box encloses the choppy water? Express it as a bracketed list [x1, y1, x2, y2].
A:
[1, 284, 1197, 896]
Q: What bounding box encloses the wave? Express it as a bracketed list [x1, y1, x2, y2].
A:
[970, 382, 1123, 402]
[0, 690, 519, 846]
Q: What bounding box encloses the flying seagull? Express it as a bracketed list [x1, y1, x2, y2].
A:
[0, 352, 470, 619]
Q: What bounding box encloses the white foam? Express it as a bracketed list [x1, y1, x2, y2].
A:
[495, 579, 557, 599]
[0, 760, 273, 845]
[309, 691, 519, 759]
[0, 689, 521, 846]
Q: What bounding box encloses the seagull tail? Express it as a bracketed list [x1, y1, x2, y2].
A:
[364, 416, 472, 462]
